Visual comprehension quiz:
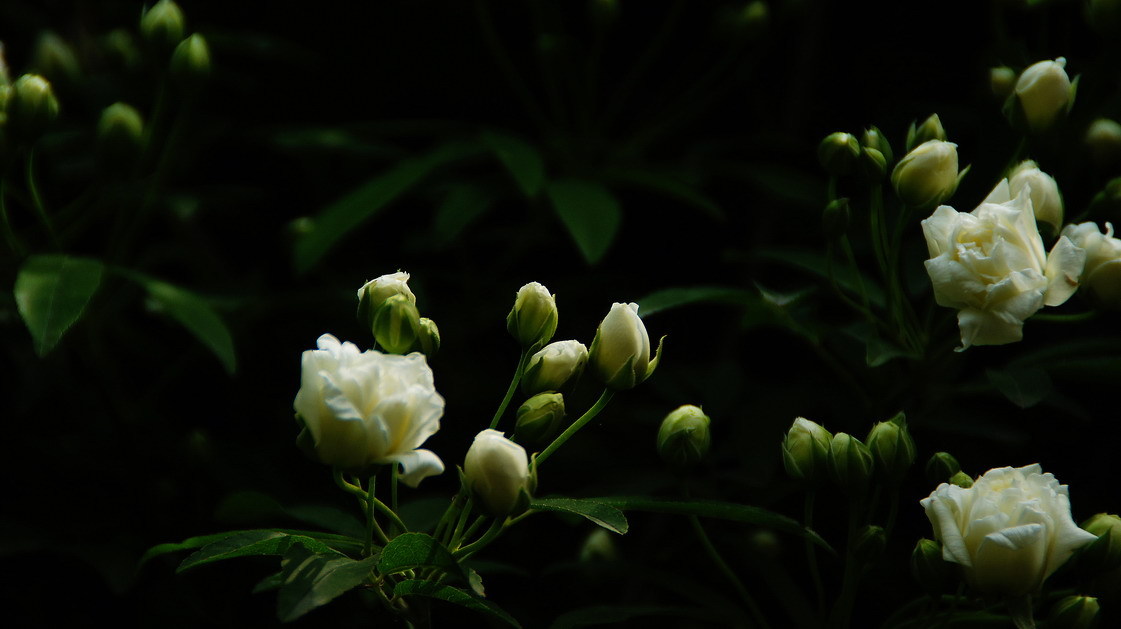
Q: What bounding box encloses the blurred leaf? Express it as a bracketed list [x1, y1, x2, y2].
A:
[253, 571, 284, 593]
[636, 286, 757, 317]
[377, 532, 464, 580]
[738, 162, 825, 209]
[294, 139, 483, 273]
[603, 168, 723, 219]
[278, 545, 379, 622]
[550, 605, 718, 629]
[393, 580, 521, 628]
[593, 497, 832, 552]
[530, 498, 629, 535]
[433, 183, 494, 243]
[214, 490, 365, 538]
[755, 248, 885, 307]
[14, 254, 104, 356]
[270, 127, 403, 158]
[139, 529, 363, 570]
[178, 530, 345, 573]
[119, 271, 236, 374]
[483, 131, 545, 197]
[398, 496, 452, 533]
[986, 366, 1052, 409]
[545, 179, 622, 265]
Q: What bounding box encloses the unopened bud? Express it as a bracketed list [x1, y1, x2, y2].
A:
[822, 197, 851, 242]
[906, 114, 948, 152]
[912, 538, 954, 594]
[1048, 595, 1100, 629]
[818, 132, 861, 177]
[866, 412, 915, 487]
[657, 404, 711, 468]
[859, 147, 888, 182]
[31, 32, 80, 85]
[991, 66, 1017, 98]
[853, 525, 886, 566]
[170, 33, 210, 93]
[522, 340, 588, 394]
[925, 452, 961, 485]
[891, 140, 960, 208]
[507, 282, 558, 349]
[97, 102, 144, 167]
[140, 0, 186, 55]
[1085, 118, 1121, 167]
[372, 294, 421, 354]
[948, 471, 973, 488]
[515, 392, 566, 447]
[1015, 58, 1074, 133]
[828, 432, 873, 494]
[1080, 513, 1121, 573]
[7, 74, 59, 144]
[781, 417, 832, 483]
[357, 271, 415, 332]
[417, 317, 440, 357]
[861, 125, 893, 164]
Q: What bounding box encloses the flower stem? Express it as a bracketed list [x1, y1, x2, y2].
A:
[689, 513, 771, 629]
[365, 474, 389, 553]
[25, 149, 59, 249]
[803, 491, 827, 622]
[0, 180, 23, 257]
[390, 464, 401, 536]
[453, 518, 505, 560]
[489, 349, 528, 430]
[535, 389, 614, 466]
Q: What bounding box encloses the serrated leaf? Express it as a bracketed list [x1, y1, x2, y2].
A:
[294, 140, 482, 273]
[986, 366, 1052, 409]
[178, 530, 345, 573]
[635, 286, 758, 317]
[591, 497, 831, 553]
[278, 545, 379, 622]
[483, 131, 544, 197]
[530, 498, 629, 535]
[14, 254, 105, 356]
[545, 179, 621, 265]
[393, 580, 521, 628]
[376, 532, 463, 580]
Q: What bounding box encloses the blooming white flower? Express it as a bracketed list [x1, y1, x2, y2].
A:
[891, 140, 960, 208]
[1061, 222, 1121, 308]
[1008, 160, 1063, 232]
[921, 180, 1085, 349]
[588, 302, 664, 390]
[293, 334, 445, 487]
[1015, 58, 1073, 132]
[464, 429, 532, 517]
[522, 339, 588, 394]
[920, 464, 1097, 596]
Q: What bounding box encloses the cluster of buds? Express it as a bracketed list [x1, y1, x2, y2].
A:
[892, 115, 964, 209]
[356, 272, 440, 356]
[781, 414, 916, 492]
[140, 0, 211, 94]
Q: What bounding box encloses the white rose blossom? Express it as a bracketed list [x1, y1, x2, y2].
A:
[293, 333, 445, 487]
[1062, 222, 1121, 308]
[920, 464, 1097, 597]
[921, 180, 1085, 349]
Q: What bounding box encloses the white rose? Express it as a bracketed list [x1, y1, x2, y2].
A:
[293, 333, 445, 487]
[1061, 222, 1121, 308]
[464, 429, 532, 517]
[920, 180, 1085, 349]
[588, 302, 665, 390]
[920, 464, 1097, 596]
[521, 339, 588, 394]
[890, 140, 960, 208]
[1015, 57, 1073, 133]
[1008, 160, 1063, 233]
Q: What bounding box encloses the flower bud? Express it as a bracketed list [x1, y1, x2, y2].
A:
[7, 74, 59, 144]
[818, 132, 861, 177]
[657, 404, 711, 468]
[464, 429, 534, 518]
[925, 452, 961, 485]
[140, 0, 186, 55]
[1061, 222, 1121, 309]
[170, 33, 210, 94]
[507, 282, 558, 349]
[828, 432, 873, 495]
[1085, 118, 1121, 167]
[866, 412, 915, 487]
[579, 528, 618, 562]
[948, 470, 973, 488]
[103, 29, 141, 72]
[522, 340, 588, 394]
[912, 538, 954, 595]
[31, 32, 80, 85]
[905, 114, 948, 153]
[853, 525, 887, 567]
[357, 271, 416, 332]
[781, 417, 832, 483]
[1048, 595, 1100, 629]
[416, 317, 440, 357]
[891, 140, 960, 208]
[991, 66, 1017, 98]
[822, 197, 851, 242]
[588, 302, 664, 390]
[1008, 160, 1063, 233]
[97, 102, 144, 167]
[372, 294, 421, 354]
[861, 125, 893, 164]
[515, 392, 566, 447]
[858, 147, 888, 183]
[1080, 513, 1121, 573]
[1015, 57, 1073, 133]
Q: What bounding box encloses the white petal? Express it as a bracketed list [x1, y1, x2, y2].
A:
[382, 449, 445, 488]
[1043, 235, 1086, 306]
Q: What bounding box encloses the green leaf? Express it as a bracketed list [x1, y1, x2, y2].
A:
[253, 571, 284, 593]
[530, 498, 629, 535]
[376, 532, 463, 580]
[636, 286, 758, 317]
[294, 140, 482, 273]
[550, 605, 718, 629]
[755, 247, 885, 308]
[118, 271, 237, 374]
[278, 545, 379, 622]
[433, 183, 494, 243]
[214, 489, 365, 538]
[483, 131, 545, 197]
[545, 179, 622, 265]
[140, 528, 364, 570]
[591, 497, 832, 553]
[603, 168, 723, 219]
[179, 530, 345, 573]
[986, 366, 1052, 409]
[14, 254, 105, 356]
[393, 580, 521, 628]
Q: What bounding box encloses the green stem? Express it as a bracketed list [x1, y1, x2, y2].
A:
[803, 491, 827, 622]
[535, 389, 614, 466]
[25, 149, 59, 248]
[0, 180, 23, 257]
[372, 494, 410, 537]
[447, 496, 475, 547]
[689, 514, 771, 629]
[365, 474, 390, 552]
[390, 464, 400, 536]
[334, 467, 368, 502]
[490, 349, 529, 430]
[455, 516, 487, 550]
[453, 518, 505, 560]
[433, 489, 466, 542]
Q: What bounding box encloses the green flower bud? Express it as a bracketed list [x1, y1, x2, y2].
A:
[828, 432, 873, 494]
[372, 294, 421, 354]
[579, 528, 618, 562]
[1048, 595, 1100, 629]
[1085, 118, 1121, 167]
[912, 538, 954, 595]
[102, 29, 141, 71]
[822, 197, 851, 242]
[948, 470, 973, 488]
[7, 74, 59, 144]
[357, 271, 416, 332]
[657, 404, 711, 468]
[861, 125, 893, 164]
[507, 282, 558, 349]
[1080, 513, 1121, 573]
[170, 33, 210, 94]
[891, 140, 960, 208]
[866, 412, 915, 487]
[588, 302, 664, 390]
[417, 317, 440, 357]
[464, 429, 535, 518]
[515, 392, 566, 447]
[859, 147, 888, 182]
[925, 452, 961, 485]
[853, 525, 886, 567]
[140, 0, 186, 55]
[818, 132, 861, 177]
[522, 340, 587, 395]
[781, 417, 832, 483]
[905, 114, 948, 152]
[31, 32, 80, 85]
[991, 66, 1017, 98]
[97, 102, 144, 167]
